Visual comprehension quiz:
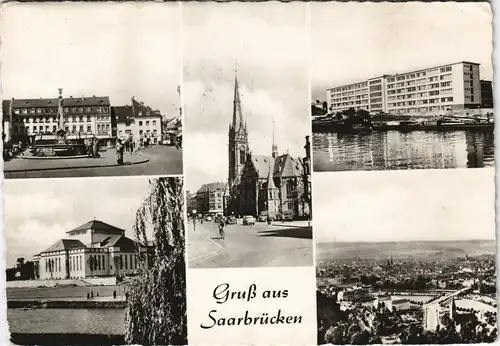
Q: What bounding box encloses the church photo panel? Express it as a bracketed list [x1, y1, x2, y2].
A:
[182, 2, 313, 269]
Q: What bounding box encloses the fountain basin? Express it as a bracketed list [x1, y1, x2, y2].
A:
[26, 144, 88, 158]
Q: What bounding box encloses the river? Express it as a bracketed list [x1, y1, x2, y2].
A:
[7, 308, 125, 335]
[313, 130, 494, 172]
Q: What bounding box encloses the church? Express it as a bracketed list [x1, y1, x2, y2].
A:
[225, 74, 309, 219]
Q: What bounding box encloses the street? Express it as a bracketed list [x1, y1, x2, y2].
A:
[188, 220, 313, 268]
[4, 145, 182, 179]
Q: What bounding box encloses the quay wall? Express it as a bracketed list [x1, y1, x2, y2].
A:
[7, 299, 126, 309]
[6, 277, 117, 288]
[10, 333, 125, 346]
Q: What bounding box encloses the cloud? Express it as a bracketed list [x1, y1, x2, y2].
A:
[310, 2, 493, 100]
[4, 177, 151, 268]
[314, 168, 495, 243]
[1, 3, 181, 115]
[183, 3, 310, 192]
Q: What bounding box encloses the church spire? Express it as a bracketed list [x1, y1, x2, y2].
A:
[232, 69, 244, 130]
[272, 116, 278, 159]
[267, 158, 276, 190]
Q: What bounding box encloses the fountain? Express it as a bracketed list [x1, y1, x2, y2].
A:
[26, 88, 87, 158]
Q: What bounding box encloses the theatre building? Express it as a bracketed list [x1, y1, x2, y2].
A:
[33, 220, 152, 280]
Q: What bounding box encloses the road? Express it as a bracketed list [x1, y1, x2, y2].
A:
[188, 220, 313, 269]
[4, 145, 182, 179]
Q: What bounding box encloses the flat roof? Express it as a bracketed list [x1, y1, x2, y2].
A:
[326, 61, 480, 92]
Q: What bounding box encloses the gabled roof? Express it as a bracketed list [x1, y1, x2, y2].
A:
[250, 154, 303, 179]
[131, 97, 161, 117]
[112, 106, 135, 124]
[274, 154, 303, 178]
[98, 235, 136, 251]
[3, 97, 110, 109]
[67, 220, 125, 234]
[41, 239, 87, 253]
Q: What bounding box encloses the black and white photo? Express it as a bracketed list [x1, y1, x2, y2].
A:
[5, 176, 187, 346]
[315, 168, 496, 345]
[1, 3, 183, 179]
[311, 3, 494, 172]
[183, 3, 313, 269]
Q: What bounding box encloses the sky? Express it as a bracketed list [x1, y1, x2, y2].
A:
[314, 168, 495, 243]
[310, 2, 493, 101]
[1, 2, 181, 118]
[4, 177, 151, 268]
[182, 3, 311, 192]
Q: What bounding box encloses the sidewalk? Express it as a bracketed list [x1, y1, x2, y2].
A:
[4, 150, 148, 173]
[271, 220, 312, 228]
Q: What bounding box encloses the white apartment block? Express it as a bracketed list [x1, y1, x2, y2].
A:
[326, 61, 482, 116]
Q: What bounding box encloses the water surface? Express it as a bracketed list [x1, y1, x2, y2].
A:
[313, 130, 494, 172]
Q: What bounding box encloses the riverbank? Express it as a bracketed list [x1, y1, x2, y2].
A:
[10, 333, 125, 346]
[8, 300, 126, 309]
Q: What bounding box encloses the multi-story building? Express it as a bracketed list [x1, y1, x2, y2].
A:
[32, 220, 152, 280]
[186, 191, 198, 215]
[114, 97, 162, 145]
[196, 182, 226, 216]
[2, 93, 113, 143]
[326, 61, 483, 116]
[480, 80, 494, 109]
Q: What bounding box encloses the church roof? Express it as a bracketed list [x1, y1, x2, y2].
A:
[251, 154, 304, 179]
[41, 239, 87, 253]
[266, 158, 277, 189]
[67, 220, 125, 234]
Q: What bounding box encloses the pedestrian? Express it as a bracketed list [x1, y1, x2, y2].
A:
[115, 139, 125, 165]
[267, 214, 271, 226]
[96, 292, 99, 297]
[87, 292, 90, 300]
[93, 138, 100, 158]
[91, 290, 94, 299]
[113, 290, 117, 299]
[193, 217, 196, 231]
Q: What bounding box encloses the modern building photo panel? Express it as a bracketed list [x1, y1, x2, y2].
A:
[5, 176, 187, 346]
[1, 3, 183, 179]
[310, 2, 493, 172]
[183, 2, 313, 269]
[314, 169, 496, 345]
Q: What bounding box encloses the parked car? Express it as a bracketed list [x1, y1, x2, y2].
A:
[282, 211, 294, 222]
[258, 211, 268, 222]
[205, 215, 212, 222]
[226, 216, 237, 225]
[243, 215, 256, 225]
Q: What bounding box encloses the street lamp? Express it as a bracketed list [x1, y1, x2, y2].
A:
[302, 135, 312, 226]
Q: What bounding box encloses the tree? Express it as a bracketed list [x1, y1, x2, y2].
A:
[16, 257, 25, 268]
[125, 177, 187, 345]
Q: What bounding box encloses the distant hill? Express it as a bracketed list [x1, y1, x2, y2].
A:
[316, 240, 496, 262]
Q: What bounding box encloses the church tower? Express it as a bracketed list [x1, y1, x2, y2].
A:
[266, 158, 280, 214]
[228, 71, 249, 189]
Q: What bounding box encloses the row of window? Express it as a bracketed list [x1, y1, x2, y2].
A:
[13, 116, 110, 124]
[118, 129, 158, 136]
[13, 106, 109, 115]
[388, 97, 454, 108]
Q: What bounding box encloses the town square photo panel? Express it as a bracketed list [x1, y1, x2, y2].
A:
[1, 3, 183, 179]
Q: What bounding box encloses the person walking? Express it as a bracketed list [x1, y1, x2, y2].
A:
[115, 139, 125, 165]
[93, 138, 100, 158]
[113, 290, 117, 299]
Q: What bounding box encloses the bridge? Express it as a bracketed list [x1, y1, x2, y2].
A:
[423, 287, 472, 331]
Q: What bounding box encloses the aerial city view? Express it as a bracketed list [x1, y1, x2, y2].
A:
[183, 3, 313, 269]
[310, 3, 494, 172]
[314, 169, 496, 344]
[1, 4, 183, 179]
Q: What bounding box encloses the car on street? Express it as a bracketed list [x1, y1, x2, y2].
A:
[205, 215, 212, 222]
[226, 216, 237, 225]
[258, 211, 268, 222]
[282, 211, 294, 222]
[243, 215, 256, 225]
